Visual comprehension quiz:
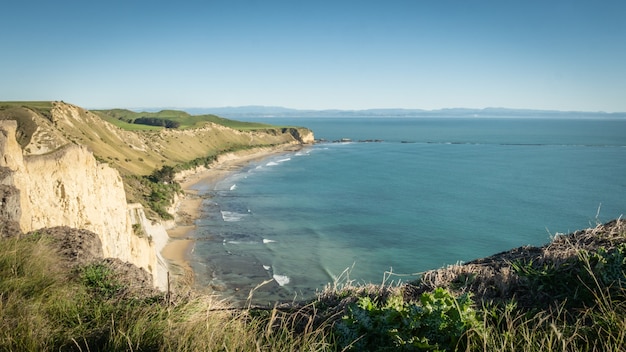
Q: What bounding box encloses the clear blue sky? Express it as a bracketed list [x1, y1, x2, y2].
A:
[2, 0, 625, 112]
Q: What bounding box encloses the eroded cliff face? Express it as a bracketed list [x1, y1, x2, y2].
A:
[0, 101, 315, 291]
[290, 127, 315, 144]
[0, 120, 168, 289]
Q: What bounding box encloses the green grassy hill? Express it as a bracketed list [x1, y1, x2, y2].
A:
[0, 101, 311, 218]
[93, 108, 279, 130]
[1, 101, 307, 176]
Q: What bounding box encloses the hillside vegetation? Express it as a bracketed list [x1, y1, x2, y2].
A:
[1, 220, 625, 351]
[1, 101, 625, 351]
[0, 101, 308, 176]
[93, 108, 279, 130]
[0, 101, 311, 218]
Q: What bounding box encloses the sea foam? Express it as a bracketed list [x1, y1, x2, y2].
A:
[273, 274, 290, 286]
[220, 211, 248, 222]
[266, 157, 291, 167]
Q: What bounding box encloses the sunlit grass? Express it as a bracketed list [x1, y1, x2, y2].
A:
[0, 233, 334, 351]
[92, 108, 278, 131]
[1, 221, 625, 351]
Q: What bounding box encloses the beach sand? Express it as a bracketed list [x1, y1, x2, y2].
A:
[161, 145, 303, 287]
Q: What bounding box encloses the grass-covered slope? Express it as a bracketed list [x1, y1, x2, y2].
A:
[0, 229, 330, 351]
[0, 101, 306, 176]
[317, 219, 626, 351]
[93, 108, 278, 130]
[1, 220, 625, 351]
[0, 101, 310, 219]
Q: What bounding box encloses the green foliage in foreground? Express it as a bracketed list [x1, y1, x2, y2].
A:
[1, 223, 626, 351]
[510, 243, 626, 309]
[0, 234, 332, 351]
[336, 288, 479, 351]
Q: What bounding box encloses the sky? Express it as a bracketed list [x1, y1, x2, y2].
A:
[1, 0, 625, 112]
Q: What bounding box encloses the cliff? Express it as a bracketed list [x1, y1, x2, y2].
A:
[0, 101, 314, 290]
[0, 120, 169, 289]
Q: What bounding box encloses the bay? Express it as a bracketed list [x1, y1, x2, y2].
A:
[187, 117, 626, 305]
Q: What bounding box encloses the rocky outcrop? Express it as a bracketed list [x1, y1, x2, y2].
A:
[31, 226, 160, 298]
[0, 120, 168, 289]
[283, 127, 315, 144]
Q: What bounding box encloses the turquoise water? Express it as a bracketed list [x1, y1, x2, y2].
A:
[188, 118, 626, 305]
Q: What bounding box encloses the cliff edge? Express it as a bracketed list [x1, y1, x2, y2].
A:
[0, 101, 314, 291]
[0, 120, 169, 289]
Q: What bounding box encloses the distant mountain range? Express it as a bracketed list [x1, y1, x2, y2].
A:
[129, 106, 626, 119]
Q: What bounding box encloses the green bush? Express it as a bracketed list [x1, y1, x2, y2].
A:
[335, 288, 479, 351]
[150, 165, 176, 184]
[134, 116, 181, 129]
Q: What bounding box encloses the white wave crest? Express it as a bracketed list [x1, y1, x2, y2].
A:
[273, 274, 290, 286]
[263, 265, 271, 271]
[229, 184, 237, 191]
[220, 211, 248, 222]
[262, 238, 276, 244]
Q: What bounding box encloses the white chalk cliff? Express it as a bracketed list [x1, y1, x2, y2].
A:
[0, 120, 168, 289]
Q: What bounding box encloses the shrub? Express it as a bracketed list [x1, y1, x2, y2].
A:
[149, 165, 176, 184]
[335, 288, 479, 351]
[134, 117, 181, 128]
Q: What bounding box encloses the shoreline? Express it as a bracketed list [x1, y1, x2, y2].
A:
[161, 144, 305, 288]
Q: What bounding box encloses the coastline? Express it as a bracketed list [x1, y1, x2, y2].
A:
[161, 144, 305, 288]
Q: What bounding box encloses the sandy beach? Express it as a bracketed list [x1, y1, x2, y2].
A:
[161, 145, 303, 286]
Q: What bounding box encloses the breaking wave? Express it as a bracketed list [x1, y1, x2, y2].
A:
[220, 211, 248, 222]
[273, 274, 290, 286]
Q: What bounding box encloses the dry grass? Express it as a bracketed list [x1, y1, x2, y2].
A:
[1, 101, 304, 177]
[404, 219, 626, 307]
[1, 101, 310, 220]
[0, 233, 335, 351]
[2, 220, 626, 351]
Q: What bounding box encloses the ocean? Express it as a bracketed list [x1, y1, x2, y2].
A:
[187, 117, 626, 305]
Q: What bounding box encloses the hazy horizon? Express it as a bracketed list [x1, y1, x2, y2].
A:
[119, 105, 625, 114]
